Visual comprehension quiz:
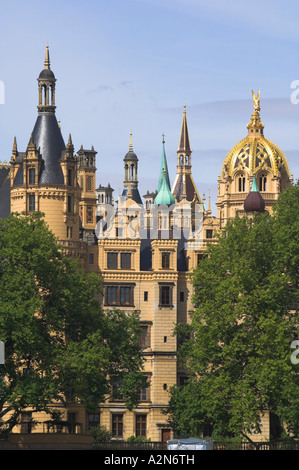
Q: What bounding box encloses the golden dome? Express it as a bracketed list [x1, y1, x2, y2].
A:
[222, 90, 293, 180]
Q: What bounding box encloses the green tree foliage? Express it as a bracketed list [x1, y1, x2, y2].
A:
[167, 182, 299, 441]
[0, 212, 146, 434]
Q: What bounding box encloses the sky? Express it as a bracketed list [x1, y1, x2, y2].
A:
[0, 0, 299, 214]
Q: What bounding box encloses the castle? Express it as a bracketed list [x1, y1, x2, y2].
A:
[0, 46, 293, 442]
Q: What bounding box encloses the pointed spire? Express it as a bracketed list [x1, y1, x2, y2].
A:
[44, 42, 50, 69]
[27, 133, 36, 151]
[154, 168, 175, 205]
[178, 103, 191, 154]
[129, 130, 133, 152]
[158, 134, 171, 192]
[12, 136, 17, 154]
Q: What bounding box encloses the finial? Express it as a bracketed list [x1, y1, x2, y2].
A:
[12, 136, 17, 155]
[129, 130, 133, 152]
[162, 133, 165, 144]
[251, 89, 261, 113]
[184, 102, 186, 113]
[44, 42, 50, 69]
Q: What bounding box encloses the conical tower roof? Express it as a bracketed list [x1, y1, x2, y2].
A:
[154, 168, 175, 205]
[158, 135, 170, 192]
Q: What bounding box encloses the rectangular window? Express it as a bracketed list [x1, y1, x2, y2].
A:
[86, 176, 92, 192]
[121, 253, 131, 269]
[67, 196, 72, 213]
[89, 253, 94, 264]
[21, 412, 32, 434]
[28, 194, 35, 212]
[68, 169, 72, 186]
[206, 229, 213, 239]
[162, 252, 170, 269]
[136, 415, 147, 438]
[120, 286, 133, 306]
[28, 168, 35, 185]
[87, 413, 100, 430]
[112, 414, 123, 438]
[144, 291, 148, 302]
[139, 325, 150, 349]
[105, 285, 134, 307]
[180, 292, 185, 302]
[107, 252, 118, 269]
[106, 286, 118, 305]
[160, 285, 172, 306]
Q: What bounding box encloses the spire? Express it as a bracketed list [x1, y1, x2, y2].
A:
[129, 130, 133, 152]
[178, 103, 191, 154]
[154, 168, 175, 205]
[44, 42, 50, 69]
[158, 134, 171, 192]
[247, 89, 264, 137]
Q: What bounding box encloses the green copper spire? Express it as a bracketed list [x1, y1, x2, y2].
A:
[158, 135, 170, 192]
[250, 176, 259, 192]
[154, 168, 175, 205]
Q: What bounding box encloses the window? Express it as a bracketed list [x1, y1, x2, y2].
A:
[86, 176, 92, 192]
[89, 253, 94, 264]
[87, 413, 100, 430]
[21, 412, 32, 434]
[67, 169, 72, 186]
[112, 414, 123, 438]
[139, 325, 150, 349]
[144, 291, 148, 302]
[197, 253, 205, 264]
[107, 252, 118, 269]
[28, 194, 35, 212]
[121, 252, 131, 269]
[120, 286, 133, 305]
[136, 415, 147, 438]
[180, 292, 185, 302]
[238, 176, 246, 192]
[259, 174, 267, 191]
[86, 205, 93, 224]
[105, 285, 134, 307]
[206, 229, 213, 239]
[106, 286, 118, 305]
[162, 252, 170, 269]
[67, 196, 72, 213]
[160, 285, 172, 307]
[28, 168, 35, 185]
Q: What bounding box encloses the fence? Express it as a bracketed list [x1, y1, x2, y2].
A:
[94, 439, 299, 451]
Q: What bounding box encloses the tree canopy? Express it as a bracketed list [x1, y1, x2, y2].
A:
[167, 182, 299, 441]
[0, 212, 146, 434]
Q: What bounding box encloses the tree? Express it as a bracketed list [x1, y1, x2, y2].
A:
[0, 212, 146, 434]
[167, 182, 299, 442]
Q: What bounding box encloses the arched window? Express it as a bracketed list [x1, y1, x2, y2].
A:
[259, 174, 267, 191]
[238, 174, 246, 192]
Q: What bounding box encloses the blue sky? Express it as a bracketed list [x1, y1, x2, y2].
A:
[0, 0, 299, 213]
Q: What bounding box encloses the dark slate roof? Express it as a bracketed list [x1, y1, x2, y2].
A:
[32, 113, 65, 185]
[38, 68, 55, 80]
[124, 150, 138, 161]
[122, 186, 143, 205]
[0, 167, 10, 219]
[172, 173, 198, 202]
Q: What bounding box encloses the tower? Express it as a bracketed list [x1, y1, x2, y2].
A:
[217, 90, 293, 226]
[171, 105, 201, 204]
[122, 132, 142, 205]
[77, 145, 97, 236]
[10, 45, 81, 242]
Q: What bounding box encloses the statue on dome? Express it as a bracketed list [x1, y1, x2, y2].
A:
[251, 88, 261, 113]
